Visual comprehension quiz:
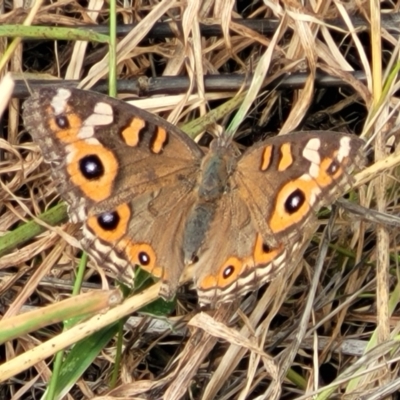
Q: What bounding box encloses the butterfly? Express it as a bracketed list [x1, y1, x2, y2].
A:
[23, 87, 365, 305]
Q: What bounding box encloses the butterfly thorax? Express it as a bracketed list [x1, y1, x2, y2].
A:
[182, 141, 237, 265]
[198, 141, 236, 201]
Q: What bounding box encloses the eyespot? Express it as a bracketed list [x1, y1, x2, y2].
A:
[326, 159, 340, 175]
[138, 251, 151, 266]
[87, 204, 130, 242]
[253, 234, 284, 265]
[222, 265, 235, 279]
[79, 155, 105, 180]
[285, 188, 306, 214]
[262, 242, 271, 253]
[55, 115, 69, 129]
[97, 211, 120, 231]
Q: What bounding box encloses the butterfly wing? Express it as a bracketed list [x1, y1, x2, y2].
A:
[237, 131, 365, 242]
[194, 189, 290, 304]
[195, 131, 365, 304]
[24, 87, 203, 296]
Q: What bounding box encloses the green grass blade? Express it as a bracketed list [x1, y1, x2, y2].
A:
[0, 25, 109, 43]
[0, 203, 68, 258]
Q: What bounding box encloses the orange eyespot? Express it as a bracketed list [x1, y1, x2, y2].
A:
[222, 265, 235, 279]
[217, 257, 242, 286]
[87, 204, 130, 242]
[284, 188, 306, 214]
[253, 234, 283, 265]
[322, 157, 342, 179]
[121, 241, 162, 278]
[55, 115, 69, 129]
[48, 105, 82, 143]
[138, 251, 151, 266]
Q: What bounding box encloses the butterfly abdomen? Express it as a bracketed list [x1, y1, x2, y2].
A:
[183, 202, 215, 265]
[183, 144, 237, 264]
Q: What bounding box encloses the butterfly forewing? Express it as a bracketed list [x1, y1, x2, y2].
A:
[237, 131, 364, 242]
[23, 88, 203, 221]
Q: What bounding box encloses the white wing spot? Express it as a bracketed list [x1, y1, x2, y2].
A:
[78, 102, 114, 139]
[299, 173, 312, 181]
[88, 102, 113, 125]
[302, 138, 321, 178]
[78, 126, 95, 139]
[51, 88, 71, 115]
[337, 136, 351, 161]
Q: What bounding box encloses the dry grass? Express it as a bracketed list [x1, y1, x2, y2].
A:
[1, 1, 400, 399]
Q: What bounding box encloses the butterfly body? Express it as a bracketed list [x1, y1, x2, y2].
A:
[183, 140, 236, 262]
[23, 87, 364, 305]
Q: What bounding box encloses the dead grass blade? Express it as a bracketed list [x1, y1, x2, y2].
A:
[80, 0, 180, 89]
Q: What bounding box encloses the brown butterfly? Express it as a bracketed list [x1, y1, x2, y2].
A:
[23, 87, 364, 305]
